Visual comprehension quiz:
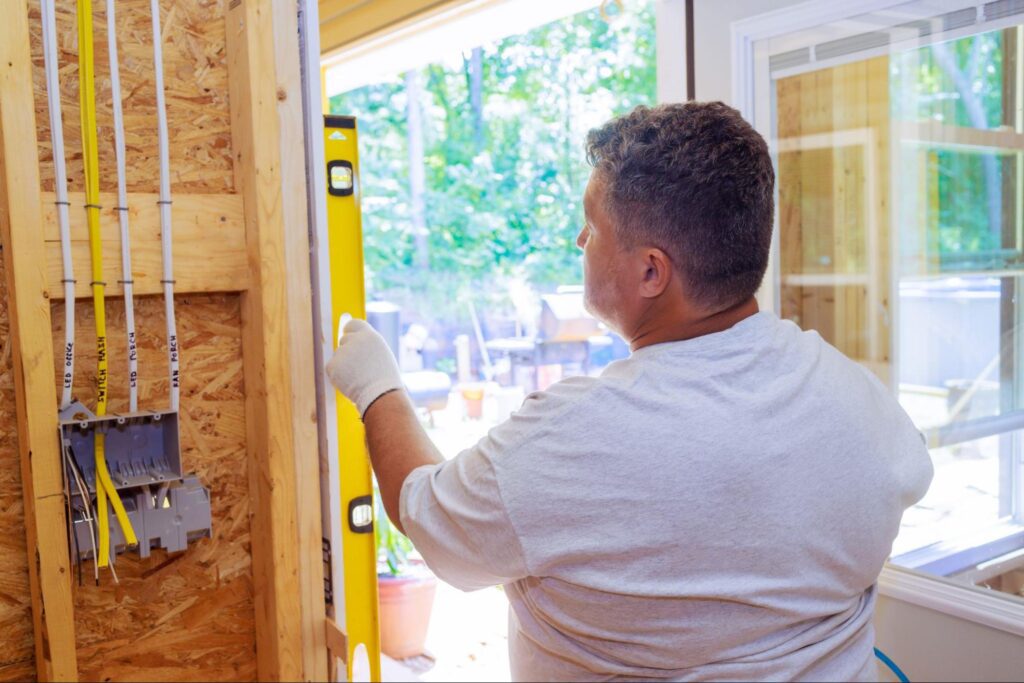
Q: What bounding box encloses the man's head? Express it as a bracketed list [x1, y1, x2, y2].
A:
[578, 102, 774, 341]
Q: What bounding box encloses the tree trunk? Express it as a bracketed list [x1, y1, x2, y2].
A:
[468, 47, 484, 150]
[405, 69, 429, 270]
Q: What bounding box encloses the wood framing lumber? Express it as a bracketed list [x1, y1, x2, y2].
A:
[42, 192, 248, 299]
[0, 2, 78, 680]
[272, 0, 329, 679]
[225, 1, 305, 679]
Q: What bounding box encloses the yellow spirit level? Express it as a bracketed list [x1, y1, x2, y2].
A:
[324, 114, 382, 682]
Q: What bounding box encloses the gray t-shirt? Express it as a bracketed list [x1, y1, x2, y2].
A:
[400, 312, 933, 681]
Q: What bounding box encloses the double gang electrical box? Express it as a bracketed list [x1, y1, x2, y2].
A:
[59, 401, 212, 562]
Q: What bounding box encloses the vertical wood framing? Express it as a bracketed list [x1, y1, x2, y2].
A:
[272, 1, 328, 680]
[0, 2, 78, 680]
[776, 59, 892, 381]
[225, 1, 306, 679]
[865, 55, 891, 383]
[831, 60, 865, 361]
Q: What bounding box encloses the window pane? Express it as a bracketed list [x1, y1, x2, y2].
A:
[330, 1, 656, 412]
[332, 0, 656, 316]
[771, 24, 1024, 586]
[893, 431, 1017, 559]
[899, 275, 1023, 422]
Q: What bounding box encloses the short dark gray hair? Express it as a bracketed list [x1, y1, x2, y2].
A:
[586, 102, 774, 310]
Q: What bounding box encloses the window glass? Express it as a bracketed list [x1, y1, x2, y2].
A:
[325, 0, 655, 502]
[770, 23, 1024, 585]
[325, 7, 656, 669]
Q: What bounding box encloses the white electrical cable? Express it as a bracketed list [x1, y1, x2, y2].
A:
[106, 0, 139, 413]
[41, 0, 76, 411]
[64, 450, 99, 583]
[44, 0, 93, 577]
[150, 0, 180, 411]
[108, 552, 119, 585]
[74, 478, 99, 584]
[108, 555, 119, 584]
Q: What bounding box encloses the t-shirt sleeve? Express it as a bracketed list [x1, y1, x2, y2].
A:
[857, 362, 935, 510]
[894, 406, 934, 510]
[399, 443, 529, 591]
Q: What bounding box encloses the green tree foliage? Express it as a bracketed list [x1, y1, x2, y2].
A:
[892, 30, 1016, 269]
[330, 1, 655, 327]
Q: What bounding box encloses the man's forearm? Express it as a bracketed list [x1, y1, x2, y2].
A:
[363, 389, 445, 534]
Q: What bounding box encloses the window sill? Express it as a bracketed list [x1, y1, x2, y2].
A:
[878, 564, 1024, 637]
[892, 524, 1024, 576]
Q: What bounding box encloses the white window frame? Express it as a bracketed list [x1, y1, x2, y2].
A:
[732, 0, 1024, 632]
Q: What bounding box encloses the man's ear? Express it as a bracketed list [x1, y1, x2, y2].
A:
[638, 248, 673, 299]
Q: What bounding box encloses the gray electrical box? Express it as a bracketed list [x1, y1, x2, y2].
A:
[59, 401, 212, 563]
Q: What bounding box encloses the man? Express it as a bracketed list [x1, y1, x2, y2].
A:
[327, 102, 933, 681]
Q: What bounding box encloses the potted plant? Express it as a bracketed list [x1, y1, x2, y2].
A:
[376, 493, 437, 660]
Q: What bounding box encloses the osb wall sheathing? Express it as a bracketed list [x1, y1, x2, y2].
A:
[0, 256, 35, 683]
[0, 0, 259, 680]
[53, 295, 256, 682]
[31, 0, 233, 194]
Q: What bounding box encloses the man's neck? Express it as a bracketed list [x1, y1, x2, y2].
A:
[628, 296, 760, 352]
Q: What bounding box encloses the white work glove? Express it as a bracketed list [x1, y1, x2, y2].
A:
[326, 318, 404, 418]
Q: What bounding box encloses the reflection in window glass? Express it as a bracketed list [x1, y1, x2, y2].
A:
[773, 25, 1024, 584]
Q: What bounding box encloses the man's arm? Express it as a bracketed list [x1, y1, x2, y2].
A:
[363, 390, 444, 534]
[325, 319, 444, 533]
[327, 319, 529, 589]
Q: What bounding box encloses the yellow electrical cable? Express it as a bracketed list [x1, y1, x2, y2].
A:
[77, 0, 138, 568]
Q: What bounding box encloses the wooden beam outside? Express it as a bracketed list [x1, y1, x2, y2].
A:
[319, 0, 470, 60]
[324, 616, 347, 661]
[225, 1, 305, 680]
[272, 1, 328, 680]
[895, 120, 1024, 152]
[43, 192, 248, 299]
[0, 2, 78, 680]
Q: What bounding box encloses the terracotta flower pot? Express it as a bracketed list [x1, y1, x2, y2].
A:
[378, 571, 437, 659]
[460, 384, 485, 420]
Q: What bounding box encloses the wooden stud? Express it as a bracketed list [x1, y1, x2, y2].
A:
[800, 68, 836, 344]
[0, 2, 78, 680]
[224, 2, 305, 680]
[272, 1, 328, 679]
[776, 74, 802, 324]
[865, 55, 892, 383]
[324, 616, 347, 662]
[43, 192, 248, 299]
[831, 60, 864, 360]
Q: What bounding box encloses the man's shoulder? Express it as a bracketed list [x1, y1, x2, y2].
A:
[484, 370, 634, 454]
[518, 374, 612, 419]
[521, 357, 645, 413]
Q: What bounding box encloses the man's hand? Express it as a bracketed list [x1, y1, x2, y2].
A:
[326, 318, 404, 417]
[326, 320, 446, 534]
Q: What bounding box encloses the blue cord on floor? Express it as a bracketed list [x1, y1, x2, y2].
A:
[874, 647, 909, 682]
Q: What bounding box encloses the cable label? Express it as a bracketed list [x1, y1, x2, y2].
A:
[96, 335, 107, 407]
[169, 334, 179, 388]
[128, 331, 137, 388]
[63, 341, 74, 389]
